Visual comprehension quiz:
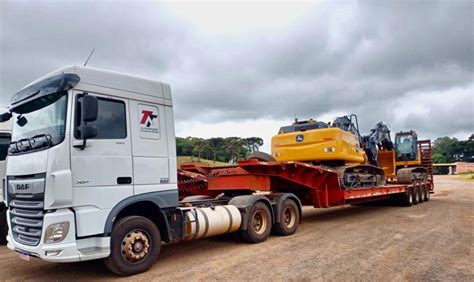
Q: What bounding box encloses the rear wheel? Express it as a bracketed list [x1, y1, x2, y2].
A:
[412, 186, 419, 205]
[425, 187, 431, 201]
[105, 216, 161, 276]
[418, 185, 425, 203]
[240, 202, 272, 243]
[0, 206, 7, 245]
[272, 199, 300, 236]
[399, 187, 413, 207]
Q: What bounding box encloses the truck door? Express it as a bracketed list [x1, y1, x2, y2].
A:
[129, 100, 175, 195]
[71, 91, 133, 236]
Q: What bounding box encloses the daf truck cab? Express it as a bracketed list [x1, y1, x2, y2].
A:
[0, 66, 301, 276]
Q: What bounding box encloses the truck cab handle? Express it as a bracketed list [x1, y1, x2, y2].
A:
[117, 177, 132, 185]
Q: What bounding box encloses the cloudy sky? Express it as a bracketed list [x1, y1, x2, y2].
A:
[1, 0, 473, 152]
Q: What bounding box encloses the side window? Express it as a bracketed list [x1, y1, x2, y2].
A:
[75, 95, 127, 139]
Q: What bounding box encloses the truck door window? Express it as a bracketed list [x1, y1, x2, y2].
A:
[76, 97, 127, 139]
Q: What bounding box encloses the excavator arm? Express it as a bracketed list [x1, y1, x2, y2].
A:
[362, 122, 393, 167]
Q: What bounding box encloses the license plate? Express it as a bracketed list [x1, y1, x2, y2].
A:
[19, 252, 30, 261]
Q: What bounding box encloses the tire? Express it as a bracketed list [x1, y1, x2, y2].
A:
[273, 199, 300, 236]
[0, 206, 7, 245]
[425, 187, 431, 202]
[412, 186, 419, 205]
[240, 202, 272, 243]
[399, 187, 413, 207]
[105, 216, 161, 276]
[247, 151, 276, 162]
[418, 185, 425, 203]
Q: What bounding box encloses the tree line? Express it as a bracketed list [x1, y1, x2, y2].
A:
[176, 137, 264, 163]
[432, 134, 474, 173]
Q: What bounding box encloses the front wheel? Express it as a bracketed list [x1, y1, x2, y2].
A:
[105, 216, 161, 276]
[272, 199, 300, 236]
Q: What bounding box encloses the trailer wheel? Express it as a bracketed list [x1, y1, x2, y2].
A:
[412, 186, 419, 205]
[0, 206, 7, 245]
[418, 185, 425, 203]
[400, 187, 413, 207]
[105, 216, 161, 276]
[240, 202, 272, 243]
[273, 199, 300, 236]
[424, 186, 430, 202]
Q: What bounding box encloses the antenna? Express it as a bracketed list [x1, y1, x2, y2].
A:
[83, 48, 95, 67]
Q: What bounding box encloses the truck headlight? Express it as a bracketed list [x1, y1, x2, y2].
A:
[44, 222, 70, 244]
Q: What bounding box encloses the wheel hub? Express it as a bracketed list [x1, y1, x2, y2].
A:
[121, 230, 150, 263]
[252, 211, 267, 235]
[284, 206, 296, 228]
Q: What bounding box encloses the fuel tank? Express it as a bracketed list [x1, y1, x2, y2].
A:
[182, 205, 242, 240]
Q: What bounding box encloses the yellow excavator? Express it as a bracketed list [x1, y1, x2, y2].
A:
[270, 115, 428, 189]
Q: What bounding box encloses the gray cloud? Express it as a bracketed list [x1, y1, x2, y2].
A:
[1, 0, 473, 140]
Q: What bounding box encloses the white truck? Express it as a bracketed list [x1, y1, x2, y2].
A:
[0, 115, 12, 244]
[0, 66, 302, 276]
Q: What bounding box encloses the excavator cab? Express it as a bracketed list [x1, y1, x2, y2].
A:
[395, 131, 418, 162]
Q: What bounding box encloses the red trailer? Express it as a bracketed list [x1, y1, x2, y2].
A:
[178, 140, 434, 208]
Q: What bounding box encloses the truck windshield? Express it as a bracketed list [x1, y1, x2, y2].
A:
[10, 94, 67, 153]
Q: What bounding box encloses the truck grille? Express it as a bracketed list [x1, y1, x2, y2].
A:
[7, 173, 46, 247]
[9, 199, 45, 246]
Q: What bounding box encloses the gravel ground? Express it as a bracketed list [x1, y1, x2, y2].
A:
[0, 175, 472, 281]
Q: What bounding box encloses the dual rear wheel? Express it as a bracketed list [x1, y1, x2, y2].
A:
[240, 199, 300, 243]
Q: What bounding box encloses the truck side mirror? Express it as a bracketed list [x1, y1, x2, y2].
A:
[73, 94, 99, 150]
[82, 95, 98, 122]
[0, 112, 11, 123]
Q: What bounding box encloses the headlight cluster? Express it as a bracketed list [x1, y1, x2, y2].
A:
[44, 222, 70, 243]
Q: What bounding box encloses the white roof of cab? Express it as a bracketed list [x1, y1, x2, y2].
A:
[20, 65, 172, 101]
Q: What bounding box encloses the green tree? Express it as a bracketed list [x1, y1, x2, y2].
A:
[244, 137, 264, 152]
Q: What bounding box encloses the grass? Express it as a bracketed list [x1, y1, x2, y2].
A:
[458, 172, 474, 182]
[177, 156, 228, 168]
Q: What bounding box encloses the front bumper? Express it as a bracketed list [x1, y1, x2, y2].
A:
[7, 208, 110, 262]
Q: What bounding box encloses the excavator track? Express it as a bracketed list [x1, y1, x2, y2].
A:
[336, 164, 386, 190]
[396, 167, 429, 184]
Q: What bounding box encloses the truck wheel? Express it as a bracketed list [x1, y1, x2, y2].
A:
[424, 186, 430, 201]
[412, 187, 419, 205]
[400, 188, 413, 207]
[0, 207, 7, 245]
[418, 185, 425, 203]
[272, 199, 299, 236]
[105, 216, 161, 276]
[240, 202, 272, 243]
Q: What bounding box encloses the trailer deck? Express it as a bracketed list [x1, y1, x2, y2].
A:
[178, 156, 433, 208]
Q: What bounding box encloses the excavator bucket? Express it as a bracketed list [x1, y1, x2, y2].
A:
[377, 150, 396, 178]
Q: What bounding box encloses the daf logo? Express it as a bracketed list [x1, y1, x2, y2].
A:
[296, 135, 304, 142]
[16, 184, 30, 191]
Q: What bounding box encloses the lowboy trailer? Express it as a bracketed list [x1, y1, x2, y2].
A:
[178, 140, 434, 209]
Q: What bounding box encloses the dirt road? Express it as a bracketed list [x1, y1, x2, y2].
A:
[0, 175, 472, 281]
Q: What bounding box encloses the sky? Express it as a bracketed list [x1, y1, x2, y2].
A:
[1, 0, 473, 152]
